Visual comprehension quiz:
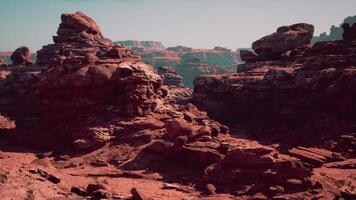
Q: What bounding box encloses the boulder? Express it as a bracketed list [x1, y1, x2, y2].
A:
[239, 49, 261, 62]
[60, 11, 101, 35]
[165, 118, 194, 141]
[252, 23, 314, 59]
[10, 46, 33, 66]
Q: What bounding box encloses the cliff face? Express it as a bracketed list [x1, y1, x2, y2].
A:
[193, 23, 356, 151]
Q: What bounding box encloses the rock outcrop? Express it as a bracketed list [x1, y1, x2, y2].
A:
[193, 23, 356, 151]
[32, 12, 166, 148]
[342, 23, 356, 41]
[252, 23, 314, 60]
[157, 66, 184, 87]
[10, 46, 34, 66]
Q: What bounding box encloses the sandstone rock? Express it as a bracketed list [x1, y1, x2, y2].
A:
[268, 185, 285, 196]
[0, 115, 15, 129]
[70, 186, 87, 196]
[10, 46, 33, 66]
[0, 12, 349, 200]
[60, 11, 101, 35]
[288, 147, 345, 166]
[181, 142, 223, 166]
[130, 187, 153, 200]
[144, 140, 176, 157]
[91, 189, 112, 199]
[37, 11, 140, 66]
[28, 168, 60, 184]
[252, 23, 314, 59]
[165, 118, 194, 141]
[31, 12, 166, 148]
[239, 49, 261, 62]
[222, 145, 275, 168]
[193, 35, 356, 147]
[342, 23, 356, 41]
[157, 66, 184, 87]
[86, 183, 107, 195]
[206, 183, 216, 194]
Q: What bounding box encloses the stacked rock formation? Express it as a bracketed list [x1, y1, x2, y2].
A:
[10, 46, 34, 66]
[37, 12, 140, 67]
[32, 12, 168, 148]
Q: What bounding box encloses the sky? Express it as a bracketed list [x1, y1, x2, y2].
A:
[0, 0, 356, 51]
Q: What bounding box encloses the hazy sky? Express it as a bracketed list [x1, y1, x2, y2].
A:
[0, 0, 355, 51]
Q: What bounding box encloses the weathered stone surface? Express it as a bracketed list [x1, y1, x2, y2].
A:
[252, 23, 314, 59]
[342, 23, 356, 41]
[0, 115, 15, 130]
[165, 118, 194, 141]
[157, 66, 184, 87]
[10, 46, 33, 66]
[239, 49, 261, 62]
[193, 36, 356, 148]
[0, 12, 353, 200]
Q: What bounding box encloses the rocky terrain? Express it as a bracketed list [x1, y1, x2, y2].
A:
[193, 22, 356, 198]
[115, 41, 239, 88]
[0, 11, 355, 200]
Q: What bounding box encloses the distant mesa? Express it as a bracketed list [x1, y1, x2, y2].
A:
[113, 41, 240, 88]
[115, 40, 166, 51]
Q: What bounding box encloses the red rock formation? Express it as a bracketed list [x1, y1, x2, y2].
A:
[10, 46, 34, 66]
[252, 23, 314, 60]
[193, 23, 356, 152]
[0, 12, 354, 200]
[342, 23, 356, 41]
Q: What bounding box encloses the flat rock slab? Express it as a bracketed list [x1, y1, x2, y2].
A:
[288, 147, 345, 166]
